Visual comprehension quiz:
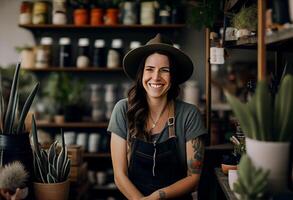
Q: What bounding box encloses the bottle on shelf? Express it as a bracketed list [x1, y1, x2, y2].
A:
[107, 39, 123, 69]
[93, 39, 107, 68]
[59, 37, 72, 67]
[76, 38, 90, 68]
[35, 37, 53, 69]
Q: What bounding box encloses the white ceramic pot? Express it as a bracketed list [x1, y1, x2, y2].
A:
[246, 137, 290, 194]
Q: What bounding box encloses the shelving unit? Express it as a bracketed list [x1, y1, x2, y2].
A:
[83, 153, 111, 158]
[36, 121, 108, 128]
[23, 67, 123, 72]
[19, 24, 185, 30]
[224, 27, 293, 51]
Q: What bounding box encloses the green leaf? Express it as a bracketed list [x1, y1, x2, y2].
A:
[3, 63, 20, 133]
[225, 91, 255, 138]
[255, 81, 273, 140]
[16, 82, 39, 134]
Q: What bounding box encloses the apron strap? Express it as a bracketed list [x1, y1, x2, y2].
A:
[168, 101, 176, 138]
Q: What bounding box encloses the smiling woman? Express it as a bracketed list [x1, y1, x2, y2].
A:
[107, 34, 207, 200]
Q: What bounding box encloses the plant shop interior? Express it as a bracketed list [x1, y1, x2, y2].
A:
[0, 0, 293, 200]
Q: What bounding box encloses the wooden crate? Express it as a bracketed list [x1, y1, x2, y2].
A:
[67, 145, 83, 166]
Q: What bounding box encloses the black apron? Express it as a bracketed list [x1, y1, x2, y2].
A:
[128, 102, 192, 199]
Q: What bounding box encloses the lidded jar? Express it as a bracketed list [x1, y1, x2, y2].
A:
[107, 39, 123, 69]
[76, 38, 90, 68]
[59, 37, 72, 67]
[93, 39, 106, 68]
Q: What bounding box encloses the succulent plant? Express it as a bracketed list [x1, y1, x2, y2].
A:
[0, 63, 39, 135]
[0, 161, 29, 192]
[31, 115, 71, 183]
[231, 4, 257, 31]
[225, 74, 293, 141]
[233, 154, 269, 200]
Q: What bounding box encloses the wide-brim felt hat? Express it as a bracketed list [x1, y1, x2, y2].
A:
[123, 33, 194, 84]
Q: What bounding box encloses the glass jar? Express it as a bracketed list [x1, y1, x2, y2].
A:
[122, 1, 137, 25]
[35, 37, 52, 68]
[93, 39, 106, 68]
[59, 37, 71, 67]
[52, 0, 67, 25]
[76, 38, 90, 68]
[140, 1, 155, 25]
[32, 1, 49, 24]
[20, 47, 35, 69]
[107, 39, 123, 68]
[19, 1, 33, 25]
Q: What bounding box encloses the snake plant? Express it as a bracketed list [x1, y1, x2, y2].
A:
[31, 115, 71, 183]
[0, 63, 39, 135]
[225, 74, 293, 141]
[233, 154, 269, 200]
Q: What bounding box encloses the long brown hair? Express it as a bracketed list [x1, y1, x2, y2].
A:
[126, 51, 180, 141]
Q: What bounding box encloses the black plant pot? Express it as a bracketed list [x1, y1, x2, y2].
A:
[0, 133, 34, 199]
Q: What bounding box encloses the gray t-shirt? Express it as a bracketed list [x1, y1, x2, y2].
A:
[107, 98, 207, 165]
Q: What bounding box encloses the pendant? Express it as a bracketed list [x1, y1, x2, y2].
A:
[152, 123, 156, 128]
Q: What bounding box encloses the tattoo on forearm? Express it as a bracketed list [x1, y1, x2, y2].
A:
[188, 137, 204, 175]
[158, 190, 166, 199]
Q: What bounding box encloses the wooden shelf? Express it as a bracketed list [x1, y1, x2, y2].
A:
[23, 67, 123, 72]
[19, 24, 185, 30]
[83, 152, 111, 158]
[224, 28, 293, 51]
[36, 121, 108, 128]
[91, 185, 118, 191]
[214, 168, 238, 200]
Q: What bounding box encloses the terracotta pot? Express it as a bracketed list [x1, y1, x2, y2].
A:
[34, 180, 70, 200]
[105, 8, 119, 25]
[54, 115, 65, 124]
[91, 8, 103, 25]
[74, 8, 88, 25]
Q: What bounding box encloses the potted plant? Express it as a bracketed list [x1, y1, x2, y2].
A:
[31, 115, 71, 200]
[225, 74, 293, 194]
[64, 79, 85, 122]
[0, 161, 29, 199]
[231, 4, 257, 39]
[104, 0, 122, 25]
[44, 73, 70, 123]
[44, 73, 85, 123]
[70, 0, 89, 25]
[0, 63, 39, 199]
[232, 154, 270, 200]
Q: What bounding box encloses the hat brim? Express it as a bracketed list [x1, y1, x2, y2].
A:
[123, 43, 194, 84]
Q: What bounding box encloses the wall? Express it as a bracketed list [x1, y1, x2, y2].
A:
[0, 0, 35, 67]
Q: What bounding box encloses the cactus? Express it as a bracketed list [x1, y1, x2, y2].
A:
[233, 155, 269, 200]
[0, 161, 29, 192]
[0, 62, 39, 135]
[31, 115, 70, 183]
[225, 74, 293, 142]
